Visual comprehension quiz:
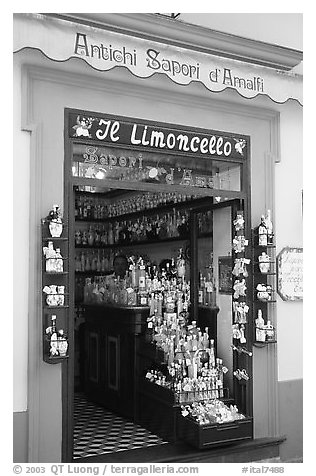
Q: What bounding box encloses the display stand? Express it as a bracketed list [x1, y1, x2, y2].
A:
[251, 229, 277, 347]
[41, 219, 69, 363]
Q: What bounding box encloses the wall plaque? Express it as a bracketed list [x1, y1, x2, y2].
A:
[277, 247, 303, 301]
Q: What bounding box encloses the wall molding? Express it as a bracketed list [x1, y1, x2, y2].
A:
[20, 58, 281, 156]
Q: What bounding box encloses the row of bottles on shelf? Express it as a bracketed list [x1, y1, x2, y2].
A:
[146, 362, 226, 402]
[75, 209, 190, 246]
[74, 210, 212, 247]
[83, 250, 191, 307]
[75, 191, 198, 220]
[84, 278, 191, 310]
[43, 241, 64, 272]
[45, 315, 68, 358]
[75, 249, 115, 273]
[81, 211, 212, 247]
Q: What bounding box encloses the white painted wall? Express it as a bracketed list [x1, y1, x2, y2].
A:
[13, 59, 30, 413]
[178, 13, 303, 50]
[275, 102, 303, 381]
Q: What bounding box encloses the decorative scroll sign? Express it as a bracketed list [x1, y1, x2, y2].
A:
[277, 247, 303, 301]
[13, 13, 302, 105]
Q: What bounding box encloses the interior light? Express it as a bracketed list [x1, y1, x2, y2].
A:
[95, 171, 105, 180]
[95, 169, 107, 180]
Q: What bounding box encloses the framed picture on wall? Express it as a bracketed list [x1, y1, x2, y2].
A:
[218, 256, 233, 294]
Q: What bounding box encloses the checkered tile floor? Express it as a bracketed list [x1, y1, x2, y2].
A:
[73, 393, 166, 459]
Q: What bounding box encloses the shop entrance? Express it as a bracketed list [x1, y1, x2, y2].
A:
[62, 109, 252, 462]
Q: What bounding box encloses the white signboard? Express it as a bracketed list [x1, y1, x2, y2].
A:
[277, 247, 303, 301]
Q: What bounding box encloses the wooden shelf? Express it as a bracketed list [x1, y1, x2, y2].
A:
[44, 271, 69, 276]
[253, 340, 277, 348]
[43, 355, 69, 364]
[75, 270, 108, 275]
[43, 305, 69, 309]
[42, 236, 68, 241]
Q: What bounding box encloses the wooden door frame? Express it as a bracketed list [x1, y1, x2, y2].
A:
[62, 108, 251, 462]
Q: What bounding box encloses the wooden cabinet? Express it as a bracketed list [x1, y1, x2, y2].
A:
[83, 304, 149, 419]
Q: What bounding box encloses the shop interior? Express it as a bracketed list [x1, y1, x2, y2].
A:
[71, 184, 240, 460]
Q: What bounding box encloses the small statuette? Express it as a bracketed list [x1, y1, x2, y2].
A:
[232, 235, 248, 253]
[232, 258, 250, 277]
[255, 310, 266, 342]
[233, 279, 247, 299]
[233, 213, 245, 231]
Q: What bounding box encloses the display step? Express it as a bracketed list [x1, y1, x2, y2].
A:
[73, 435, 286, 463]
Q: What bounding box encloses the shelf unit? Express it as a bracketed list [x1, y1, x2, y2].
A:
[42, 220, 70, 364]
[74, 189, 214, 304]
[251, 229, 277, 347]
[230, 209, 253, 416]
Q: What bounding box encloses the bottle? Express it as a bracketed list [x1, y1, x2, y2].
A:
[50, 315, 58, 356]
[198, 273, 204, 305]
[75, 254, 81, 272]
[176, 248, 186, 278]
[75, 229, 82, 246]
[81, 229, 88, 246]
[80, 252, 85, 272]
[205, 273, 213, 307]
[108, 223, 114, 245]
[265, 209, 273, 245]
[266, 320, 275, 341]
[129, 260, 137, 289]
[87, 226, 94, 246]
[44, 241, 55, 272]
[256, 310, 266, 342]
[258, 215, 268, 246]
[202, 328, 209, 350]
[209, 339, 216, 367]
[216, 358, 224, 398]
[138, 259, 146, 292]
[55, 248, 63, 273]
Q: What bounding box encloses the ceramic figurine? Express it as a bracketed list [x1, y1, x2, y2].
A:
[258, 252, 270, 274]
[47, 205, 63, 238]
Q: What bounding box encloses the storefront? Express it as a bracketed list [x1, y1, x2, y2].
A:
[13, 13, 303, 464]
